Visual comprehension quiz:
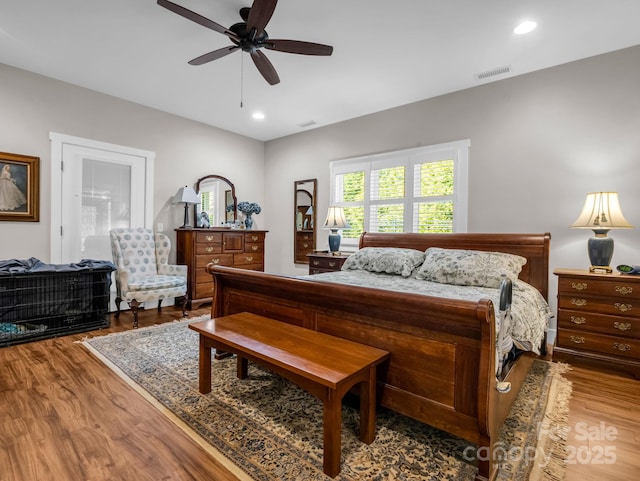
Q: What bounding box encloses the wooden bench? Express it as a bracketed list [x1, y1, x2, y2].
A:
[188, 312, 390, 478]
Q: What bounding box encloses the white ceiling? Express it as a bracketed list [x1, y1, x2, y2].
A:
[2, 0, 640, 141]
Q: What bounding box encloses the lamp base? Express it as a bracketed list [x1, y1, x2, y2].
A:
[328, 230, 341, 252]
[181, 203, 193, 229]
[587, 230, 613, 273]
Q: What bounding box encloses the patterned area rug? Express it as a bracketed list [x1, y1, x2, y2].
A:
[82, 317, 571, 481]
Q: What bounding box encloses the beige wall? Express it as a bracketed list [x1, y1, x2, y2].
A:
[264, 45, 640, 335]
[0, 63, 264, 261]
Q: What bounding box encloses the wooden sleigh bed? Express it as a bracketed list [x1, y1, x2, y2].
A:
[206, 232, 551, 481]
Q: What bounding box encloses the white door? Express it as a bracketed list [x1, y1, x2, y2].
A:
[50, 133, 155, 310]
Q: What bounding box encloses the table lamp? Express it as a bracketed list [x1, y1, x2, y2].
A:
[173, 185, 200, 229]
[323, 206, 350, 252]
[571, 192, 633, 273]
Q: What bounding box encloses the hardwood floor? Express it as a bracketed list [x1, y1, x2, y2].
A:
[1, 306, 639, 480]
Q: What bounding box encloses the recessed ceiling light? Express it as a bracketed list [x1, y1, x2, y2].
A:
[514, 20, 537, 35]
[252, 112, 265, 120]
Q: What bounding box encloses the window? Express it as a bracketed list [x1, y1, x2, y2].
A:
[330, 140, 469, 247]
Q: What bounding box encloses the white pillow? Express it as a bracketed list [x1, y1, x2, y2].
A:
[415, 247, 527, 287]
[341, 247, 426, 278]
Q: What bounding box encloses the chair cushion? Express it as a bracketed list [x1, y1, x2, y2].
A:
[128, 275, 186, 291]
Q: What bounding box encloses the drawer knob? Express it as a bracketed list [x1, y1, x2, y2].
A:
[614, 303, 632, 313]
[313, 260, 319, 266]
[303, 243, 309, 248]
[613, 343, 631, 352]
[570, 336, 585, 344]
[613, 321, 631, 331]
[570, 316, 586, 325]
[571, 282, 588, 291]
[206, 235, 214, 241]
[246, 256, 253, 262]
[251, 236, 258, 241]
[251, 246, 258, 251]
[615, 286, 633, 295]
[211, 258, 220, 264]
[206, 247, 214, 253]
[570, 298, 587, 307]
[328, 261, 336, 267]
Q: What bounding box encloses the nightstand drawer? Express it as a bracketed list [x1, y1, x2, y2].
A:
[558, 295, 637, 317]
[557, 329, 640, 360]
[557, 309, 639, 338]
[558, 277, 640, 300]
[310, 257, 344, 270]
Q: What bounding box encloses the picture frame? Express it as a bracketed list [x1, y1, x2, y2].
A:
[0, 152, 40, 222]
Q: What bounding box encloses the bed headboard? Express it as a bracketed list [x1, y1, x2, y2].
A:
[359, 232, 551, 299]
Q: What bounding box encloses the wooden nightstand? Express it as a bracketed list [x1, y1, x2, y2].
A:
[553, 268, 640, 379]
[307, 252, 350, 275]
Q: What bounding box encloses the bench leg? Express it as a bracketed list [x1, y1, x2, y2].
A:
[198, 335, 212, 394]
[323, 390, 342, 478]
[359, 364, 377, 444]
[237, 355, 248, 379]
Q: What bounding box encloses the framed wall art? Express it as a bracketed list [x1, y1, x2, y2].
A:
[0, 151, 40, 222]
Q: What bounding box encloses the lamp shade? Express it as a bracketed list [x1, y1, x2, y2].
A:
[172, 185, 200, 205]
[571, 192, 632, 230]
[323, 206, 351, 230]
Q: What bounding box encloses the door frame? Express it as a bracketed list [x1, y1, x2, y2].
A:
[49, 132, 155, 263]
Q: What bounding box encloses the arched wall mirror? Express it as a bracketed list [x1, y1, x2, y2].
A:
[294, 179, 317, 264]
[194, 174, 237, 228]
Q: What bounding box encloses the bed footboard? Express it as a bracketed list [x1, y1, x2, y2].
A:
[207, 265, 521, 480]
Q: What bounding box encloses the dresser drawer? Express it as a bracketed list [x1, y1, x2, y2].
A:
[558, 277, 640, 300]
[194, 281, 213, 300]
[557, 329, 640, 360]
[245, 232, 265, 243]
[558, 309, 639, 339]
[234, 252, 264, 267]
[201, 254, 234, 269]
[244, 242, 264, 254]
[196, 243, 222, 255]
[196, 232, 223, 244]
[558, 295, 637, 318]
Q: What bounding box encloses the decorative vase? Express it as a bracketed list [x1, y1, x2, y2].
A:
[244, 213, 253, 229]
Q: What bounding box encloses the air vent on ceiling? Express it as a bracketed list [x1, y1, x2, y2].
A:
[474, 65, 512, 80]
[297, 120, 317, 128]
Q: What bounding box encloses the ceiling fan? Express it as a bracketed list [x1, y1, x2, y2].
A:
[157, 0, 333, 85]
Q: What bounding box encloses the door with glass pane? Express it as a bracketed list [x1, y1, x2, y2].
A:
[60, 146, 147, 266]
[51, 134, 154, 311]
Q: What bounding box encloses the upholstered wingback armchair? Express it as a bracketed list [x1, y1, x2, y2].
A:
[109, 228, 188, 328]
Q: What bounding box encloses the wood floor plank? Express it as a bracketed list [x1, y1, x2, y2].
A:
[1, 306, 638, 480]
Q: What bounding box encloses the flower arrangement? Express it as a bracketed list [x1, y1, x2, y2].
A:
[237, 201, 262, 215]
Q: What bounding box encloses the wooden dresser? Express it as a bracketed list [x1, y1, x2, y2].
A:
[295, 230, 315, 263]
[176, 228, 267, 308]
[554, 268, 640, 379]
[307, 252, 350, 275]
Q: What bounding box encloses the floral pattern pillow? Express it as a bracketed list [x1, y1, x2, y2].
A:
[341, 247, 425, 278]
[415, 247, 527, 287]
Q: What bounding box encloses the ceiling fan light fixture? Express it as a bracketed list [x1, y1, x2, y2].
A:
[252, 111, 266, 120]
[514, 20, 537, 35]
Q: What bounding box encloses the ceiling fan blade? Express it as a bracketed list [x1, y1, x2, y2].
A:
[250, 50, 280, 85]
[266, 39, 333, 56]
[188, 46, 239, 65]
[246, 0, 278, 35]
[157, 0, 239, 41]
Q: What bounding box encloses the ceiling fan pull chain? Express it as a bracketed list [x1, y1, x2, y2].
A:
[240, 53, 244, 108]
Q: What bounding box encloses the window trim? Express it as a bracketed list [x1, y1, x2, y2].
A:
[329, 140, 469, 247]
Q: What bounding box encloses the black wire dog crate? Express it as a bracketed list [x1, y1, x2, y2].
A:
[0, 259, 115, 347]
